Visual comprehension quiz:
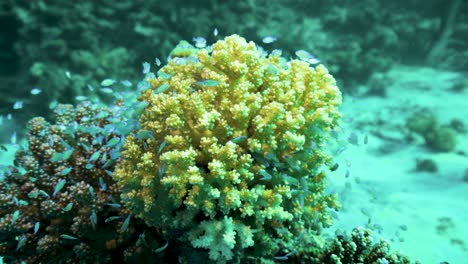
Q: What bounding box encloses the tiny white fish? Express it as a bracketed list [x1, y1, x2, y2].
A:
[87, 84, 94, 91]
[60, 234, 79, 240]
[348, 132, 359, 146]
[65, 71, 71, 79]
[270, 49, 282, 57]
[121, 215, 131, 232]
[295, 50, 320, 64]
[10, 131, 17, 144]
[13, 101, 23, 109]
[75, 96, 88, 101]
[53, 179, 66, 197]
[34, 222, 40, 234]
[100, 88, 113, 94]
[193, 37, 206, 48]
[7, 113, 12, 120]
[101, 78, 116, 87]
[121, 80, 132, 87]
[142, 62, 150, 74]
[105, 216, 122, 223]
[49, 101, 58, 109]
[63, 202, 73, 212]
[262, 36, 277, 44]
[90, 210, 97, 229]
[155, 58, 161, 66]
[213, 27, 218, 37]
[16, 235, 27, 251]
[30, 88, 42, 95]
[11, 210, 20, 224]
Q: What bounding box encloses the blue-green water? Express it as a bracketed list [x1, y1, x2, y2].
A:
[0, 1, 467, 263]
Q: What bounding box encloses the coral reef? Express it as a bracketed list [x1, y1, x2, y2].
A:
[318, 227, 413, 264]
[114, 34, 342, 261]
[0, 101, 165, 263]
[406, 109, 457, 152]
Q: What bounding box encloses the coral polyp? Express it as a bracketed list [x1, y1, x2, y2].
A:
[114, 34, 342, 261]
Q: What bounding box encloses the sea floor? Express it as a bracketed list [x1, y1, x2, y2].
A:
[326, 64, 468, 263]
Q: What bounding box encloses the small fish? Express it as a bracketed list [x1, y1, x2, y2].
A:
[106, 203, 121, 208]
[65, 71, 71, 79]
[364, 134, 368, 144]
[154, 240, 169, 253]
[63, 202, 73, 212]
[193, 37, 206, 48]
[158, 164, 166, 179]
[361, 207, 371, 217]
[262, 36, 277, 44]
[13, 196, 19, 206]
[154, 83, 169, 94]
[87, 84, 94, 91]
[330, 163, 339, 171]
[75, 96, 88, 101]
[158, 72, 172, 80]
[155, 58, 161, 66]
[104, 170, 113, 177]
[195, 80, 219, 87]
[7, 113, 12, 120]
[39, 190, 50, 198]
[89, 186, 95, 197]
[90, 210, 98, 229]
[16, 235, 27, 251]
[121, 80, 132, 87]
[101, 78, 116, 86]
[89, 151, 100, 162]
[60, 167, 72, 176]
[106, 137, 120, 147]
[121, 215, 131, 232]
[110, 150, 121, 160]
[295, 50, 320, 64]
[284, 155, 300, 172]
[60, 234, 79, 240]
[142, 62, 150, 74]
[230, 135, 247, 144]
[53, 179, 66, 197]
[312, 210, 318, 225]
[11, 210, 20, 224]
[13, 101, 23, 109]
[158, 141, 166, 155]
[28, 191, 39, 199]
[345, 169, 350, 178]
[136, 130, 155, 141]
[105, 216, 122, 223]
[100, 88, 113, 94]
[99, 177, 107, 191]
[10, 132, 17, 144]
[213, 28, 218, 37]
[34, 222, 40, 234]
[50, 153, 63, 162]
[49, 100, 58, 109]
[62, 148, 74, 160]
[348, 132, 359, 146]
[30, 88, 42, 95]
[258, 169, 272, 181]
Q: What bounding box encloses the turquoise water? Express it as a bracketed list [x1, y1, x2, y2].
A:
[0, 1, 467, 263]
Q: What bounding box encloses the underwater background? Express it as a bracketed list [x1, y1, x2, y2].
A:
[0, 0, 467, 263]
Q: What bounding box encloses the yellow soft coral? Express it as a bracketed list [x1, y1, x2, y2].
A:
[114, 34, 342, 261]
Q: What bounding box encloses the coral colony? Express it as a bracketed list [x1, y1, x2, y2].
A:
[0, 35, 413, 263]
